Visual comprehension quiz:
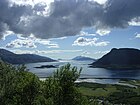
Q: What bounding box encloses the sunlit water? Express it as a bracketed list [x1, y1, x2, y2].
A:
[25, 60, 140, 84]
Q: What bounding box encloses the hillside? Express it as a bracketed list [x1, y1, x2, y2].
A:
[0, 49, 56, 64]
[90, 48, 140, 69]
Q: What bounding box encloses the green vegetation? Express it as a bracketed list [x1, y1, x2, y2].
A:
[0, 61, 140, 105]
[77, 82, 140, 105]
[0, 62, 87, 105]
[119, 79, 140, 87]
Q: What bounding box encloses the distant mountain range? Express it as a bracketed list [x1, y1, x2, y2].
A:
[90, 48, 140, 70]
[72, 56, 96, 61]
[0, 49, 56, 64]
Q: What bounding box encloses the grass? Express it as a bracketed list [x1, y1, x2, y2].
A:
[76, 80, 140, 105]
[79, 86, 117, 97]
[119, 79, 140, 86]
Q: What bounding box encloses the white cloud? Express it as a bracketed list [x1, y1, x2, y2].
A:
[128, 17, 140, 26]
[35, 39, 59, 48]
[129, 21, 140, 26]
[96, 29, 111, 36]
[11, 49, 83, 55]
[10, 0, 53, 17]
[94, 50, 109, 54]
[94, 41, 109, 46]
[10, 0, 34, 6]
[79, 31, 96, 36]
[135, 33, 140, 38]
[56, 37, 67, 40]
[6, 35, 59, 49]
[89, 0, 108, 5]
[6, 39, 37, 48]
[73, 37, 109, 47]
[10, 0, 54, 6]
[1, 31, 14, 40]
[73, 37, 98, 46]
[47, 44, 59, 48]
[50, 37, 67, 40]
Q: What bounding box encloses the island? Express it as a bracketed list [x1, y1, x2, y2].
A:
[90, 48, 140, 70]
[0, 49, 56, 64]
[34, 65, 57, 69]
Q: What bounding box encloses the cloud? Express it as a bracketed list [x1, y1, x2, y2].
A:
[6, 39, 37, 48]
[96, 29, 110, 36]
[6, 35, 59, 48]
[11, 49, 83, 55]
[79, 31, 96, 36]
[1, 31, 14, 40]
[94, 50, 109, 54]
[0, 0, 140, 39]
[50, 36, 67, 40]
[34, 38, 60, 48]
[129, 18, 140, 26]
[92, 0, 108, 5]
[47, 44, 59, 48]
[73, 37, 109, 46]
[135, 33, 140, 38]
[94, 41, 109, 46]
[10, 0, 53, 6]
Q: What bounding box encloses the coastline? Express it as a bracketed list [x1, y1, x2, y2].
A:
[89, 65, 140, 70]
[39, 77, 140, 88]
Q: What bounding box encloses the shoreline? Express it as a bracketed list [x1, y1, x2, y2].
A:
[89, 65, 140, 70]
[39, 77, 140, 88]
[39, 76, 140, 80]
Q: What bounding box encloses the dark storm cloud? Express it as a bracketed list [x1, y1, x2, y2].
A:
[102, 0, 140, 28]
[18, 0, 103, 39]
[0, 0, 33, 38]
[0, 0, 140, 39]
[0, 0, 10, 38]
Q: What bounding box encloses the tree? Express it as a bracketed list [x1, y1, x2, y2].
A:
[0, 62, 42, 105]
[43, 63, 88, 105]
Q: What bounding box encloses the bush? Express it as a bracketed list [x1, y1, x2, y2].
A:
[0, 62, 41, 105]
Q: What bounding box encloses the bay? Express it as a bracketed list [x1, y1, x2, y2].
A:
[25, 60, 140, 84]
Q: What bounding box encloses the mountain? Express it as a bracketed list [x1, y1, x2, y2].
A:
[0, 49, 56, 64]
[90, 48, 140, 70]
[72, 56, 96, 61]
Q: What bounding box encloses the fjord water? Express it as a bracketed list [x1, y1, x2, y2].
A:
[25, 60, 140, 83]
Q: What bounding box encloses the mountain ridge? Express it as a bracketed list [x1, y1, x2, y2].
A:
[72, 56, 96, 61]
[90, 48, 140, 70]
[0, 49, 56, 64]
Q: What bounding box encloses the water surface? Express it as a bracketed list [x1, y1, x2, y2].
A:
[25, 60, 140, 83]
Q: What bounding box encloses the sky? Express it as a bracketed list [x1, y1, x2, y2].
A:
[0, 0, 140, 59]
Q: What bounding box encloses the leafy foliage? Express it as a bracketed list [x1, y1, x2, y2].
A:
[0, 62, 88, 105]
[0, 62, 41, 105]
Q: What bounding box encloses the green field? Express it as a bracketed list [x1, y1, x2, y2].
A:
[76, 80, 140, 105]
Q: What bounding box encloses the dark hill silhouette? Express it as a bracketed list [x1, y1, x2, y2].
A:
[72, 56, 96, 61]
[90, 48, 140, 70]
[0, 49, 56, 64]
